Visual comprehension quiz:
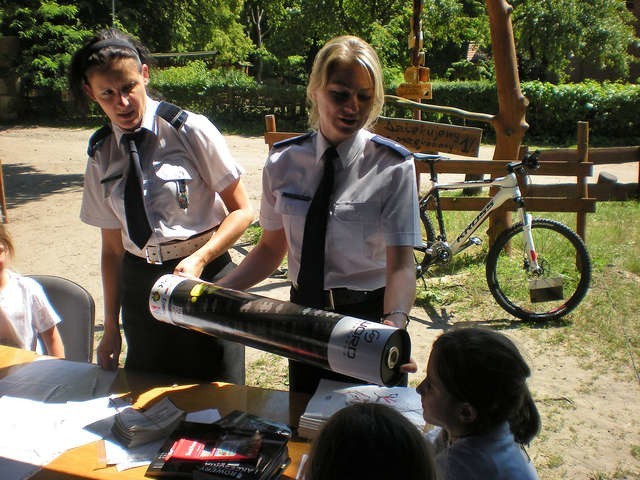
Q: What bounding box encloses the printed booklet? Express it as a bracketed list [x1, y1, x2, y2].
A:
[145, 410, 291, 479]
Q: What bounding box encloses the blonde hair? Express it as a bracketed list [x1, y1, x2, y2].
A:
[0, 225, 15, 259]
[306, 35, 384, 130]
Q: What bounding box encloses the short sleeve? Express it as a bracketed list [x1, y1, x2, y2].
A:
[23, 278, 61, 334]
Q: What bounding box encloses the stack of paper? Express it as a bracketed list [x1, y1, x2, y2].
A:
[111, 397, 185, 448]
[298, 379, 425, 440]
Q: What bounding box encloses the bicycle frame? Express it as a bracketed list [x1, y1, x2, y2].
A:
[421, 168, 542, 272]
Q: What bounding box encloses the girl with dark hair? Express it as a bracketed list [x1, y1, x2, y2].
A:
[416, 327, 540, 479]
[303, 403, 437, 480]
[69, 29, 253, 381]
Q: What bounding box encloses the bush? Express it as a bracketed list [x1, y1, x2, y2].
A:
[150, 62, 307, 133]
[384, 80, 640, 145]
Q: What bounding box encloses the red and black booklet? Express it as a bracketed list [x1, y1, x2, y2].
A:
[145, 410, 291, 479]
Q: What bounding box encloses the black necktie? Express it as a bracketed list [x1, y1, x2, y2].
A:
[123, 132, 152, 249]
[296, 147, 338, 308]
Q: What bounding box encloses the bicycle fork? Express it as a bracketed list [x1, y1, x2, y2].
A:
[518, 209, 542, 275]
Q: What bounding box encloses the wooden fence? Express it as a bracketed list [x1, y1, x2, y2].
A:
[265, 116, 639, 242]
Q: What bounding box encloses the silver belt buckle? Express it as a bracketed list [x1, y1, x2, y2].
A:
[145, 245, 163, 265]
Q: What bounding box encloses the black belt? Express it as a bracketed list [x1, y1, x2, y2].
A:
[291, 285, 385, 310]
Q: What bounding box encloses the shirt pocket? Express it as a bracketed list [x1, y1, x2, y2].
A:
[274, 192, 310, 255]
[333, 201, 383, 259]
[153, 164, 193, 210]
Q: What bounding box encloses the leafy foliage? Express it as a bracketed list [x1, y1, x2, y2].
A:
[512, 0, 637, 83]
[4, 1, 90, 96]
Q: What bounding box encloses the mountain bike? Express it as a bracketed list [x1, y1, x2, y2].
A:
[413, 150, 591, 321]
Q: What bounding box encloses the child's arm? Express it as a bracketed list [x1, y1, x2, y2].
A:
[40, 325, 65, 358]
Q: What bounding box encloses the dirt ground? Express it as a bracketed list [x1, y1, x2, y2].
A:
[0, 125, 638, 479]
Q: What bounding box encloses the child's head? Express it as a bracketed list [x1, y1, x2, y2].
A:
[307, 35, 384, 143]
[0, 225, 14, 270]
[417, 327, 540, 444]
[304, 402, 436, 480]
[69, 28, 152, 131]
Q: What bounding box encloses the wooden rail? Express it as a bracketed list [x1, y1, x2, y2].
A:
[265, 116, 638, 243]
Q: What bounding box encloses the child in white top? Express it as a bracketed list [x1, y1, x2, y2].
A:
[0, 226, 65, 357]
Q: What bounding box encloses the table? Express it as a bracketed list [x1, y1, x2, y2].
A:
[0, 345, 311, 479]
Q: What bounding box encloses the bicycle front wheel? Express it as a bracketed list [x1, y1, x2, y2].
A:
[486, 218, 591, 321]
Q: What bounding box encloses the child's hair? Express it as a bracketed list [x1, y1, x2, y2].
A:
[431, 326, 541, 444]
[304, 402, 436, 480]
[0, 224, 15, 259]
[306, 35, 384, 131]
[69, 28, 152, 112]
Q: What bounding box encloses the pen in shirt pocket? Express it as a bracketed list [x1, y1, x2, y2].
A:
[282, 192, 311, 201]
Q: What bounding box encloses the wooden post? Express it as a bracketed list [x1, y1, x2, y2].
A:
[486, 0, 528, 243]
[576, 121, 589, 240]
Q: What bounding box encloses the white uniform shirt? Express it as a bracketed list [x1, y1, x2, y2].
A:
[260, 129, 421, 291]
[80, 98, 243, 256]
[0, 270, 61, 351]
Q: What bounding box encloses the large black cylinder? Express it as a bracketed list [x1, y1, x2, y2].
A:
[149, 274, 410, 386]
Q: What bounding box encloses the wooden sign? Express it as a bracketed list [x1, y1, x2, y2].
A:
[395, 82, 432, 100]
[373, 116, 483, 157]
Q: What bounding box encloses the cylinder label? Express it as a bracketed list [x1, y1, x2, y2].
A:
[327, 317, 397, 385]
[149, 274, 186, 323]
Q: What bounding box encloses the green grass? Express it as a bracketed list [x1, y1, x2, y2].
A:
[415, 201, 640, 370]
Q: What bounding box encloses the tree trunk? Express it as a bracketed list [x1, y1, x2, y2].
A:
[486, 0, 528, 243]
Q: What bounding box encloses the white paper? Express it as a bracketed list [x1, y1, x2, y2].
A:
[0, 395, 118, 474]
[0, 358, 116, 402]
[185, 408, 221, 424]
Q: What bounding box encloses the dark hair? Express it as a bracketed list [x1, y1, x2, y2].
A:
[68, 28, 152, 113]
[304, 403, 436, 480]
[431, 327, 541, 444]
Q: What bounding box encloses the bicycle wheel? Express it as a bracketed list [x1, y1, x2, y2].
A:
[486, 218, 591, 321]
[414, 203, 437, 278]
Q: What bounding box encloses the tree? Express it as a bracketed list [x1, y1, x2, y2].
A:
[3, 1, 90, 96]
[112, 0, 253, 66]
[242, 0, 290, 81]
[512, 0, 637, 83]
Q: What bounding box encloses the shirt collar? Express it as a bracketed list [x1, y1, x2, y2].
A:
[112, 96, 158, 145]
[315, 129, 370, 169]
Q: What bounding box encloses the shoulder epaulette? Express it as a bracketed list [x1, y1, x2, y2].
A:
[157, 101, 188, 129]
[87, 124, 112, 156]
[272, 131, 314, 149]
[372, 135, 411, 158]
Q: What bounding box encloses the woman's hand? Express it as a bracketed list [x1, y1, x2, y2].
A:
[401, 357, 418, 374]
[174, 252, 206, 279]
[97, 327, 122, 370]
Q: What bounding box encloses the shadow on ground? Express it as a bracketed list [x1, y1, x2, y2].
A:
[3, 163, 85, 208]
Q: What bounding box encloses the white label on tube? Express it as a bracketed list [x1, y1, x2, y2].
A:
[327, 316, 398, 385]
[149, 274, 186, 324]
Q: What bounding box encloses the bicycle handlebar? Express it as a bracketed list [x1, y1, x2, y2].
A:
[507, 150, 540, 174]
[413, 150, 541, 175]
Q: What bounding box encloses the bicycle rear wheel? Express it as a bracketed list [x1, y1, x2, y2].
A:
[414, 205, 436, 278]
[486, 218, 591, 321]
